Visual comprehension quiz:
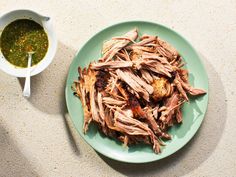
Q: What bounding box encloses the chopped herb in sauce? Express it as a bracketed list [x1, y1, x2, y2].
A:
[0, 19, 48, 68]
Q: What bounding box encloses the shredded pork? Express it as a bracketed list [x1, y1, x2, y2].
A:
[72, 29, 206, 153]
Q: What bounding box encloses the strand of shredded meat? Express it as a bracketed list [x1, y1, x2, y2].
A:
[72, 29, 206, 153]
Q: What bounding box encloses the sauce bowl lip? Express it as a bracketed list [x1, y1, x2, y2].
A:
[0, 9, 57, 77]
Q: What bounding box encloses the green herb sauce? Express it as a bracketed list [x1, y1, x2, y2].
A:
[0, 19, 48, 68]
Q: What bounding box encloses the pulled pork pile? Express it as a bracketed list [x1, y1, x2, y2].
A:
[72, 29, 206, 153]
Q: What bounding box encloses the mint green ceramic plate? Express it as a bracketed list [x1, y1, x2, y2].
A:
[65, 21, 208, 163]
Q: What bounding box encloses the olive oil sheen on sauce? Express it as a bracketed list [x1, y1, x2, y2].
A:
[0, 19, 48, 68]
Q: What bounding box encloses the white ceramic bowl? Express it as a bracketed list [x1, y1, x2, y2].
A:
[0, 9, 57, 77]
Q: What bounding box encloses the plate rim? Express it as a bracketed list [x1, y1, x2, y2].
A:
[65, 20, 209, 163]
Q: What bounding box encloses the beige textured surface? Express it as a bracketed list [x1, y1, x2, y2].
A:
[0, 0, 236, 177]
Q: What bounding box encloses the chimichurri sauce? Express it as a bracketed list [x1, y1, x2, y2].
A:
[0, 19, 48, 68]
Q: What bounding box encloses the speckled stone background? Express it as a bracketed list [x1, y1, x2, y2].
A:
[0, 0, 236, 177]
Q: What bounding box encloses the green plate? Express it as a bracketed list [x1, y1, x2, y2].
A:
[65, 21, 208, 163]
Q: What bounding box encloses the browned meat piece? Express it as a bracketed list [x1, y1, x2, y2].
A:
[145, 107, 171, 139]
[188, 87, 206, 95]
[128, 135, 151, 145]
[156, 37, 179, 61]
[105, 82, 125, 101]
[142, 52, 170, 65]
[103, 97, 126, 106]
[116, 51, 127, 60]
[128, 94, 146, 118]
[118, 135, 151, 146]
[159, 92, 183, 125]
[100, 124, 117, 138]
[72, 81, 92, 133]
[180, 80, 206, 96]
[116, 49, 131, 61]
[116, 83, 129, 100]
[91, 61, 133, 70]
[82, 66, 97, 93]
[105, 73, 118, 92]
[74, 67, 97, 133]
[104, 107, 116, 130]
[126, 69, 153, 94]
[176, 68, 206, 96]
[140, 69, 153, 84]
[143, 107, 160, 132]
[132, 35, 157, 46]
[114, 110, 149, 136]
[77, 68, 102, 126]
[175, 71, 206, 97]
[127, 96, 171, 140]
[129, 49, 143, 61]
[90, 85, 100, 123]
[97, 92, 105, 126]
[100, 29, 138, 62]
[170, 56, 184, 69]
[176, 107, 182, 123]
[114, 109, 161, 153]
[152, 77, 171, 101]
[95, 70, 110, 92]
[178, 68, 188, 82]
[152, 106, 159, 119]
[138, 136, 151, 144]
[116, 69, 150, 101]
[127, 45, 156, 54]
[122, 109, 134, 118]
[134, 59, 172, 77]
[174, 75, 189, 101]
